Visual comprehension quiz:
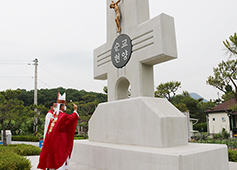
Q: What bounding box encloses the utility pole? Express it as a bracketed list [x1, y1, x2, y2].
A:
[33, 58, 38, 106]
[33, 58, 38, 133]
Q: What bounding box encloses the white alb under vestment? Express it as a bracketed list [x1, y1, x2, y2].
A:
[49, 156, 69, 170]
[44, 110, 53, 140]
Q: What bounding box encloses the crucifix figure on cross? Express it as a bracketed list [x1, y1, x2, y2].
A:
[94, 0, 178, 102]
[110, 0, 122, 33]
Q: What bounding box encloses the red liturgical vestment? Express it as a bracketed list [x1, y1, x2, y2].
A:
[37, 111, 78, 170]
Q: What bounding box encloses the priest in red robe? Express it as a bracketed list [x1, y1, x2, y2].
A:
[38, 93, 79, 170]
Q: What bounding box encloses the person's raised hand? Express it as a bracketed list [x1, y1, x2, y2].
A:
[73, 103, 78, 111]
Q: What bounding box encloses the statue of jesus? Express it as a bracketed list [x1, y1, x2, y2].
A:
[110, 0, 122, 33]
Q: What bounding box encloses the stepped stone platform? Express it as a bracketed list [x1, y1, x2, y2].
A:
[71, 140, 229, 170]
[27, 154, 237, 170]
[69, 97, 230, 170]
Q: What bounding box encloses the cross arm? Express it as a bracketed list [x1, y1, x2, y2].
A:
[131, 13, 178, 66]
[93, 42, 111, 80]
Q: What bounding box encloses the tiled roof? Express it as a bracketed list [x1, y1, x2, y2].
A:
[205, 98, 236, 113]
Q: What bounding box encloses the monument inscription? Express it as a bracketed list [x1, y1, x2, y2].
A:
[111, 34, 132, 68]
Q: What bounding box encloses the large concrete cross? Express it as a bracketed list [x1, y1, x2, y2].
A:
[94, 0, 177, 101]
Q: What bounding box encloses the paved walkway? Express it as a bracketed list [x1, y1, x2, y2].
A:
[10, 141, 237, 170]
[11, 141, 39, 147]
[27, 156, 101, 170]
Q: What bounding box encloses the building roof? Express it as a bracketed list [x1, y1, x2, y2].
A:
[205, 98, 237, 114]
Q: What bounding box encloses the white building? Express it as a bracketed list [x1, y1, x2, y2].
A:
[205, 99, 237, 137]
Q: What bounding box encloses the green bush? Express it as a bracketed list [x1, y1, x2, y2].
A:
[192, 132, 208, 141]
[12, 135, 39, 142]
[213, 133, 222, 140]
[74, 134, 88, 139]
[0, 145, 33, 170]
[228, 149, 237, 162]
[0, 144, 41, 156]
[74, 134, 86, 138]
[11, 134, 87, 141]
[212, 128, 230, 140]
[193, 122, 207, 132]
[222, 128, 230, 139]
[74, 136, 88, 140]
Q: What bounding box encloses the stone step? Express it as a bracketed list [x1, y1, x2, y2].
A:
[27, 155, 237, 170]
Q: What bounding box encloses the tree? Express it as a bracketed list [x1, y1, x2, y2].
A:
[4, 105, 31, 135]
[223, 33, 237, 57]
[29, 104, 47, 135]
[206, 59, 237, 101]
[154, 81, 215, 124]
[155, 81, 181, 101]
[174, 103, 188, 112]
[78, 95, 99, 139]
[103, 86, 108, 94]
[17, 87, 107, 106]
[0, 90, 26, 146]
[171, 91, 215, 123]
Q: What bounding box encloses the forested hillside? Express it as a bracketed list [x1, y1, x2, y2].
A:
[17, 87, 107, 107]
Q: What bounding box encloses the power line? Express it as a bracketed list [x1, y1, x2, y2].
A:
[0, 59, 29, 61]
[0, 59, 31, 65]
[39, 64, 81, 89]
[0, 63, 28, 65]
[38, 78, 49, 86]
[0, 59, 83, 89]
[0, 76, 32, 78]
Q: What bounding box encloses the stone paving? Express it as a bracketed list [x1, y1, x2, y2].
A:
[11, 141, 39, 147]
[27, 156, 101, 170]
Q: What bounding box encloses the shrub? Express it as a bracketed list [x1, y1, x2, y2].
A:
[74, 137, 88, 140]
[0, 144, 41, 156]
[193, 122, 207, 132]
[0, 146, 32, 170]
[222, 128, 230, 139]
[192, 132, 208, 141]
[74, 134, 86, 138]
[228, 149, 237, 162]
[74, 134, 88, 139]
[213, 133, 222, 140]
[212, 128, 230, 140]
[12, 135, 39, 142]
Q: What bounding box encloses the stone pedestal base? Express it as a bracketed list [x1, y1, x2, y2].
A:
[72, 97, 229, 169]
[71, 140, 229, 170]
[89, 97, 188, 148]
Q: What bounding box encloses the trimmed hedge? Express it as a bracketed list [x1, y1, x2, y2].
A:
[12, 135, 39, 142]
[0, 144, 41, 170]
[0, 144, 41, 156]
[11, 135, 87, 141]
[74, 136, 87, 140]
[10, 135, 88, 142]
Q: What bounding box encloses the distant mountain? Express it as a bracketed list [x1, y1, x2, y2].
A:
[189, 93, 208, 102]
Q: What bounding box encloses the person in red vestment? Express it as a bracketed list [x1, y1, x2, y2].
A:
[38, 93, 79, 170]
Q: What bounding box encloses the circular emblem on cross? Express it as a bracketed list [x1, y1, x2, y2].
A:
[111, 34, 132, 68]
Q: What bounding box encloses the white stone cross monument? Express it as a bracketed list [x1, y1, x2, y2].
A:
[71, 1, 229, 169]
[94, 0, 177, 101]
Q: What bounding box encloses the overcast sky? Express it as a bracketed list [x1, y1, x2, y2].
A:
[0, 0, 236, 101]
